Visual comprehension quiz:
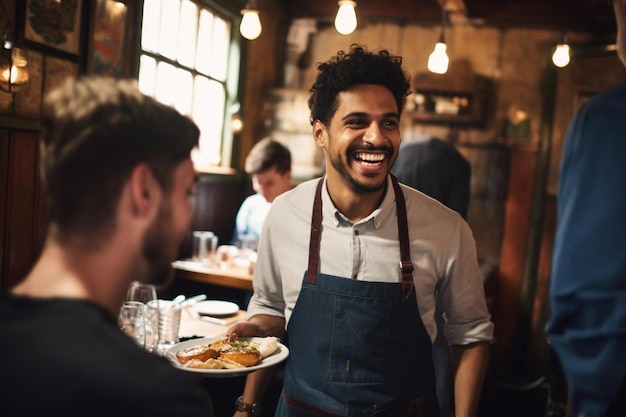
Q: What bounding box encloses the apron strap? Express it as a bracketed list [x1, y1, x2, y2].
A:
[391, 174, 415, 301]
[306, 177, 324, 285]
[306, 175, 414, 301]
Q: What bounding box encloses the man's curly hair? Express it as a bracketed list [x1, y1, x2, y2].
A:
[308, 44, 411, 126]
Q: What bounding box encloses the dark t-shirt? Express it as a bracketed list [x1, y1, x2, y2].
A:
[0, 292, 213, 417]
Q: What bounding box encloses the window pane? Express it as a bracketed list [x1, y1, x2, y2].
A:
[155, 61, 177, 106]
[177, 0, 197, 68]
[159, 0, 180, 60]
[193, 76, 225, 166]
[209, 16, 230, 81]
[173, 68, 193, 115]
[138, 54, 157, 96]
[195, 9, 214, 76]
[141, 0, 161, 53]
[140, 0, 236, 171]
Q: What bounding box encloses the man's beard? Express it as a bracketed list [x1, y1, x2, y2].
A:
[329, 145, 392, 193]
[141, 204, 178, 288]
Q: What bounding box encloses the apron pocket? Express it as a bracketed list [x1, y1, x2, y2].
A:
[330, 295, 392, 383]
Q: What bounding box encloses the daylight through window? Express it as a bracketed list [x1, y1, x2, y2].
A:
[139, 0, 236, 171]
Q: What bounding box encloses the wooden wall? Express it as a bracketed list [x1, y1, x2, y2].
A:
[0, 128, 46, 289]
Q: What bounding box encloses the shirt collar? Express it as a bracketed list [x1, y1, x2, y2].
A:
[322, 176, 395, 229]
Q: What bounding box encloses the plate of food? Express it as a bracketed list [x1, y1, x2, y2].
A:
[193, 300, 240, 317]
[165, 335, 288, 377]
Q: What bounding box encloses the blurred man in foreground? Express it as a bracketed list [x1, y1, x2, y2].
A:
[0, 77, 213, 417]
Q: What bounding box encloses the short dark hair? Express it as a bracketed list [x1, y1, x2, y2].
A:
[308, 44, 411, 126]
[40, 77, 199, 238]
[244, 137, 291, 175]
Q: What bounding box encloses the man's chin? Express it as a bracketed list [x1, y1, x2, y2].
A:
[148, 262, 175, 290]
[351, 172, 387, 193]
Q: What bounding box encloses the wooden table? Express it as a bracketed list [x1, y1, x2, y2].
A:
[173, 260, 253, 291]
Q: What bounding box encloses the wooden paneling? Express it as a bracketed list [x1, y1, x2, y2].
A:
[177, 177, 248, 260]
[489, 144, 538, 370]
[1, 130, 46, 289]
[0, 129, 8, 288]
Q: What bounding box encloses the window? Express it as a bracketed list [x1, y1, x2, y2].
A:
[138, 0, 240, 171]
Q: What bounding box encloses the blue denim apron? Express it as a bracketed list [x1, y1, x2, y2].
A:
[275, 176, 439, 417]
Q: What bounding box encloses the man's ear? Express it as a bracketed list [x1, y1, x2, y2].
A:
[312, 119, 327, 149]
[128, 164, 160, 217]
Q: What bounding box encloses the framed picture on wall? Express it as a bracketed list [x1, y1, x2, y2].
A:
[20, 0, 84, 60]
[88, 0, 129, 77]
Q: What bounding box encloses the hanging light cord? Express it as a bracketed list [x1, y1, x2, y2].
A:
[439, 0, 447, 43]
[0, 1, 12, 45]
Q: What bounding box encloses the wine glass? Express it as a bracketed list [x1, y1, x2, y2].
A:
[126, 282, 159, 353]
[127, 281, 158, 304]
[118, 301, 146, 348]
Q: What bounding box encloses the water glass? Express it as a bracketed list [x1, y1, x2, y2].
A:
[126, 282, 159, 353]
[147, 299, 182, 355]
[118, 301, 146, 348]
[143, 301, 159, 354]
[192, 231, 219, 267]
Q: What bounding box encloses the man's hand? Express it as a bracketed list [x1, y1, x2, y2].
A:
[227, 321, 265, 338]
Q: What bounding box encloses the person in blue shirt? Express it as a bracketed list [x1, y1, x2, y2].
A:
[547, 1, 626, 416]
[235, 137, 292, 245]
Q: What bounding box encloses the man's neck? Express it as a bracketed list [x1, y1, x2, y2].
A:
[12, 238, 132, 317]
[325, 175, 387, 223]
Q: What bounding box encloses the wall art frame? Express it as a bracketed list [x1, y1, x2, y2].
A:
[19, 0, 85, 61]
[87, 0, 129, 77]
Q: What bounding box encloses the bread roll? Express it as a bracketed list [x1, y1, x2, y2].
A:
[220, 349, 261, 367]
[175, 344, 219, 364]
[258, 336, 279, 358]
[185, 358, 225, 369]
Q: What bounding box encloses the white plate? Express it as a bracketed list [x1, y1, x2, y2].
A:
[193, 300, 239, 317]
[165, 337, 289, 377]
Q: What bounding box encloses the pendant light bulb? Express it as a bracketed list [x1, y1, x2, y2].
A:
[240, 2, 262, 40]
[428, 1, 449, 75]
[335, 0, 357, 35]
[552, 42, 571, 68]
[428, 41, 449, 74]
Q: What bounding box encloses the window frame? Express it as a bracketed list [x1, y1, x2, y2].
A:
[136, 0, 244, 175]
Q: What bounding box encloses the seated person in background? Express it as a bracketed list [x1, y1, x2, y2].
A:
[235, 137, 292, 244]
[391, 135, 472, 417]
[0, 77, 213, 417]
[391, 136, 471, 219]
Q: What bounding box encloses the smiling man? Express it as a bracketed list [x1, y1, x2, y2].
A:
[229, 45, 493, 417]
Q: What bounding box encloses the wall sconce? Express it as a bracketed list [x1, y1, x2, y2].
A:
[229, 102, 243, 133]
[335, 0, 357, 35]
[428, 0, 449, 74]
[0, 6, 29, 94]
[240, 0, 262, 40]
[552, 34, 571, 68]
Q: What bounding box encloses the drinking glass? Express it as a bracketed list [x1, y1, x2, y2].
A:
[127, 281, 158, 304]
[126, 282, 158, 353]
[192, 231, 218, 267]
[118, 301, 146, 348]
[147, 299, 182, 355]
